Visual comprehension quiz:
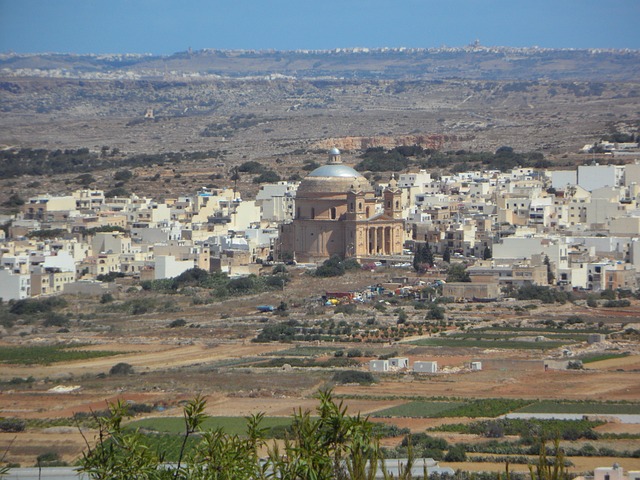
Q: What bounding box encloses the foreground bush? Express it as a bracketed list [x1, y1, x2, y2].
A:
[80, 390, 385, 480]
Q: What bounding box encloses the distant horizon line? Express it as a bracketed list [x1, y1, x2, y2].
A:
[3, 44, 640, 58]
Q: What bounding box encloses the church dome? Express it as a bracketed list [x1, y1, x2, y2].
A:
[297, 162, 372, 198]
[308, 164, 361, 178]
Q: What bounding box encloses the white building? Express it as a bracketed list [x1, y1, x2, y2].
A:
[577, 164, 624, 191]
[594, 465, 625, 480]
[398, 170, 432, 188]
[255, 182, 298, 223]
[389, 357, 409, 369]
[414, 361, 438, 373]
[154, 255, 194, 280]
[0, 268, 31, 300]
[369, 360, 389, 372]
[550, 170, 578, 191]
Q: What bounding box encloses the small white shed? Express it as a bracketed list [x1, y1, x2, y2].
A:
[594, 464, 625, 480]
[369, 359, 389, 372]
[470, 361, 482, 371]
[414, 361, 437, 373]
[389, 357, 409, 369]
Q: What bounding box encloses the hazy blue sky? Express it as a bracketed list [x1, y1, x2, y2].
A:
[1, 0, 639, 55]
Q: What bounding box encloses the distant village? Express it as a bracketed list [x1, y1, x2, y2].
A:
[3, 143, 640, 302]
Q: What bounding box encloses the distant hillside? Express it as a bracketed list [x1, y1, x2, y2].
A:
[1, 47, 639, 81]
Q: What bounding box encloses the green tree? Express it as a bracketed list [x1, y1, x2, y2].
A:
[544, 255, 555, 285]
[3, 193, 25, 209]
[442, 246, 451, 263]
[413, 244, 423, 272]
[238, 161, 265, 173]
[483, 246, 492, 260]
[446, 263, 470, 282]
[253, 170, 281, 184]
[421, 242, 434, 267]
[528, 438, 570, 480]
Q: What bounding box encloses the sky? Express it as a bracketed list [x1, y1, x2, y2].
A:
[1, 0, 639, 55]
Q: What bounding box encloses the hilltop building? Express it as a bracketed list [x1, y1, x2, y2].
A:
[278, 148, 405, 263]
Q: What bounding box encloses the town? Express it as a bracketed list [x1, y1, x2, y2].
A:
[3, 143, 640, 301]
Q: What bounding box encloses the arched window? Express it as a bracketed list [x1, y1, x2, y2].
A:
[311, 207, 315, 219]
[387, 201, 391, 208]
[395, 200, 399, 208]
[296, 207, 300, 219]
[358, 202, 362, 210]
[331, 207, 337, 219]
[366, 207, 370, 217]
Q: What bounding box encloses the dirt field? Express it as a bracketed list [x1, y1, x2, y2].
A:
[1, 270, 639, 469]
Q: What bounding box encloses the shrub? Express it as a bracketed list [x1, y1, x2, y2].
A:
[425, 304, 445, 320]
[109, 362, 134, 375]
[334, 303, 357, 315]
[315, 255, 346, 277]
[128, 403, 154, 414]
[100, 293, 114, 304]
[36, 451, 68, 467]
[169, 319, 187, 328]
[238, 161, 265, 173]
[272, 264, 287, 274]
[0, 418, 26, 432]
[253, 170, 281, 184]
[402, 433, 448, 450]
[43, 313, 69, 328]
[114, 169, 133, 182]
[444, 444, 467, 462]
[516, 285, 568, 304]
[332, 370, 376, 385]
[96, 272, 125, 282]
[603, 299, 631, 308]
[600, 289, 616, 300]
[9, 297, 68, 315]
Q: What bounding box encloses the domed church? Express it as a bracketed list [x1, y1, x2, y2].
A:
[279, 148, 405, 263]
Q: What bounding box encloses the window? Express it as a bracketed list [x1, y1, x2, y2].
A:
[311, 208, 315, 219]
[331, 207, 337, 219]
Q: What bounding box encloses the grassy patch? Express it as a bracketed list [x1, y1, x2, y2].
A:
[273, 346, 340, 357]
[129, 416, 292, 436]
[372, 401, 463, 418]
[408, 338, 566, 350]
[254, 357, 359, 368]
[0, 345, 121, 365]
[429, 418, 604, 440]
[447, 332, 590, 342]
[480, 326, 613, 335]
[373, 399, 532, 418]
[433, 399, 534, 418]
[517, 401, 640, 415]
[580, 353, 630, 364]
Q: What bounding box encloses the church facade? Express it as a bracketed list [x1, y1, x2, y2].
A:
[279, 148, 405, 263]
